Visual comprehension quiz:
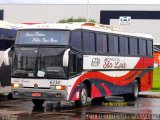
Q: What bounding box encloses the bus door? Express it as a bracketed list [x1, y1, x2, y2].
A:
[69, 51, 83, 77]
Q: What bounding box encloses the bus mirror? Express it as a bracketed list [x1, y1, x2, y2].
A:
[63, 49, 70, 67]
[4, 47, 12, 65]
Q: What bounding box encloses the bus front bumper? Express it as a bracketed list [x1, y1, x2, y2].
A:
[12, 88, 68, 101]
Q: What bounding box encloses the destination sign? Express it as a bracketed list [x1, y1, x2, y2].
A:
[16, 30, 69, 45]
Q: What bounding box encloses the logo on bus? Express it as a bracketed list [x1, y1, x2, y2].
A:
[103, 57, 127, 69]
[34, 83, 38, 88]
[91, 58, 100, 67]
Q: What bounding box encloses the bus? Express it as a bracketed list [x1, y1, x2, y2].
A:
[11, 23, 153, 107]
[153, 43, 160, 68]
[0, 21, 17, 96]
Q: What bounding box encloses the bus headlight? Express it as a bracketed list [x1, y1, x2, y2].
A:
[50, 85, 66, 90]
[12, 83, 23, 88]
[56, 85, 66, 90]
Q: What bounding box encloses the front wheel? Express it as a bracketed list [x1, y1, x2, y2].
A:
[75, 83, 88, 107]
[32, 99, 45, 107]
[124, 81, 139, 101]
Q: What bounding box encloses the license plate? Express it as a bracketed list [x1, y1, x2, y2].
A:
[32, 92, 41, 97]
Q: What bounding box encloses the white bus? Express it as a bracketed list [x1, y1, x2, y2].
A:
[11, 23, 153, 107]
[0, 21, 17, 96]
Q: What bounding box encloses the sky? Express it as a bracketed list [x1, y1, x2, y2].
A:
[0, 0, 160, 4]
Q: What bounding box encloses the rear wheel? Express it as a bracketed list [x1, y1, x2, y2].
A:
[75, 83, 88, 107]
[32, 99, 45, 107]
[124, 81, 139, 101]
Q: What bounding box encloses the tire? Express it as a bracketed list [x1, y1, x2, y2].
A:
[75, 83, 88, 107]
[124, 81, 139, 101]
[91, 97, 106, 106]
[7, 93, 13, 99]
[32, 99, 45, 107]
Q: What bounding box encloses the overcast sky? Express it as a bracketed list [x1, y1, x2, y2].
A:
[0, 0, 160, 4]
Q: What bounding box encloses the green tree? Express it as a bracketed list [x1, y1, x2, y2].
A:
[58, 17, 96, 23]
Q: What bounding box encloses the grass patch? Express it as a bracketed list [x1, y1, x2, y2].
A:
[149, 88, 160, 92]
[153, 68, 160, 90]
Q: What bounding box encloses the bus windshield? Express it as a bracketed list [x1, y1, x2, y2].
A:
[12, 47, 67, 78]
[15, 30, 70, 45]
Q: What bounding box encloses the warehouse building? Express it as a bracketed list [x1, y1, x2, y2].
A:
[0, 2, 160, 43]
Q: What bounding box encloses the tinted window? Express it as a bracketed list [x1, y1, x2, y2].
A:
[0, 28, 7, 38]
[139, 39, 147, 56]
[83, 32, 95, 53]
[129, 38, 138, 55]
[96, 33, 107, 53]
[119, 36, 129, 55]
[147, 40, 153, 57]
[71, 31, 82, 51]
[7, 29, 17, 38]
[0, 29, 17, 39]
[108, 35, 119, 54]
[0, 40, 14, 50]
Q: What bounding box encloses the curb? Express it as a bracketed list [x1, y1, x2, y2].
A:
[139, 92, 160, 98]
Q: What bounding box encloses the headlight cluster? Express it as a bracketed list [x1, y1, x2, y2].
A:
[50, 85, 66, 90]
[11, 83, 23, 88]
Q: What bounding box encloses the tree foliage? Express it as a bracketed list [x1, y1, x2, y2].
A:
[58, 17, 96, 23]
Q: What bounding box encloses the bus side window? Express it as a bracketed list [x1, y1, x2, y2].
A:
[71, 31, 82, 51]
[129, 38, 138, 55]
[139, 39, 147, 56]
[147, 40, 153, 57]
[83, 31, 95, 53]
[108, 35, 119, 54]
[96, 33, 107, 54]
[7, 29, 17, 38]
[69, 53, 77, 76]
[0, 28, 7, 38]
[69, 53, 82, 77]
[119, 36, 129, 55]
[77, 54, 83, 73]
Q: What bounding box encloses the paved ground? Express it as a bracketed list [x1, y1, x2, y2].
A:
[1, 94, 160, 120]
[139, 91, 160, 98]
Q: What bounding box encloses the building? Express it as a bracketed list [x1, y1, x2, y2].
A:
[0, 3, 160, 43]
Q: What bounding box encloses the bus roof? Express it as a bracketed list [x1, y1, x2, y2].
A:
[0, 20, 26, 30]
[154, 43, 160, 45]
[18, 22, 153, 39]
[0, 20, 13, 29]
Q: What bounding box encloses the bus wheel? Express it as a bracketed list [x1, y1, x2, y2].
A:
[32, 99, 45, 107]
[7, 93, 13, 99]
[124, 81, 139, 101]
[75, 84, 88, 107]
